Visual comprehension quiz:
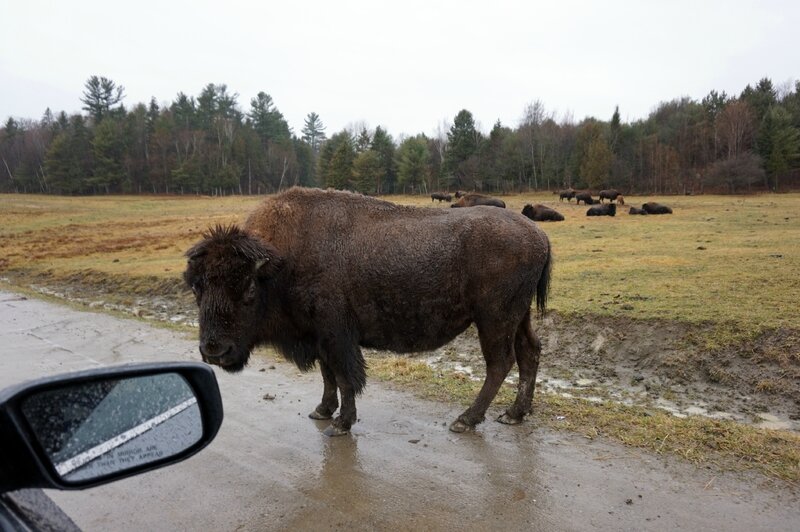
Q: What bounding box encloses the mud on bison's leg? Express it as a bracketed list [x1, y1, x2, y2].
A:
[309, 360, 339, 420]
[499, 313, 541, 425]
[450, 324, 515, 433]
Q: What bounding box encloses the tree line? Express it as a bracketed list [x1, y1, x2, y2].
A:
[1, 75, 799, 196]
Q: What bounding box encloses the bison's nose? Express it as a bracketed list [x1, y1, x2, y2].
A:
[200, 339, 233, 360]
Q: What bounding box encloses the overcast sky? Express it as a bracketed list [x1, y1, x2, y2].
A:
[1, 0, 798, 138]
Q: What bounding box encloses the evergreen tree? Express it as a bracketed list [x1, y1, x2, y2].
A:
[302, 112, 327, 153]
[758, 106, 800, 190]
[81, 76, 125, 124]
[445, 109, 480, 187]
[317, 131, 354, 189]
[396, 135, 429, 193]
[370, 126, 396, 193]
[352, 149, 382, 193]
[91, 118, 127, 192]
[355, 127, 371, 153]
[248, 92, 290, 142]
[45, 115, 93, 193]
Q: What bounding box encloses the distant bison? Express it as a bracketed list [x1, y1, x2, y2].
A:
[184, 187, 551, 436]
[558, 188, 576, 202]
[451, 193, 506, 208]
[522, 203, 565, 222]
[587, 203, 616, 216]
[575, 192, 597, 205]
[642, 202, 673, 214]
[599, 189, 621, 203]
[431, 192, 452, 203]
[628, 206, 648, 215]
[616, 195, 625, 205]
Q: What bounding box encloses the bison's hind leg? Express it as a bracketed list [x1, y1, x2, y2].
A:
[498, 311, 541, 425]
[450, 320, 516, 433]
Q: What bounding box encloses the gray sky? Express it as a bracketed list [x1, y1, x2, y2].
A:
[1, 0, 797, 137]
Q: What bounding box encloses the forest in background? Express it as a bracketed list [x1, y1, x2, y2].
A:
[1, 75, 799, 196]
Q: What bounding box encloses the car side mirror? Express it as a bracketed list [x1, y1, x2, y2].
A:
[0, 362, 223, 491]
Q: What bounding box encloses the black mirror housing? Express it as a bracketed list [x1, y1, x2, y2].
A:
[0, 362, 223, 491]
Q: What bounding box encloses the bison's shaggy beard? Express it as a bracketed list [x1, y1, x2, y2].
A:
[204, 347, 251, 373]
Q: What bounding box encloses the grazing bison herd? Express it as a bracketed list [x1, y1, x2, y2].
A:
[185, 186, 674, 436]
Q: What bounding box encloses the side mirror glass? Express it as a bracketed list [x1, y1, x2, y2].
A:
[20, 373, 202, 484]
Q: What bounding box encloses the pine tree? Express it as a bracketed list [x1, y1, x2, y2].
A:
[81, 76, 125, 124]
[302, 112, 327, 153]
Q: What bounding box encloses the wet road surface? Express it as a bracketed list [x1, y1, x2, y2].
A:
[1, 291, 797, 531]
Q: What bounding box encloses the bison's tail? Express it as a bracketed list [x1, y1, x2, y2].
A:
[535, 237, 552, 317]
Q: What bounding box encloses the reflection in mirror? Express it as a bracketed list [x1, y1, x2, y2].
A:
[21, 372, 203, 483]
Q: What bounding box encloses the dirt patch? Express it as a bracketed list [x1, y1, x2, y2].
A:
[3, 271, 798, 432]
[403, 314, 800, 431]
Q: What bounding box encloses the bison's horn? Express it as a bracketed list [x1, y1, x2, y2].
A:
[255, 258, 269, 271]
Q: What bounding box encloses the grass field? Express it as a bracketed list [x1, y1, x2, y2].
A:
[1, 190, 799, 482]
[2, 191, 798, 334]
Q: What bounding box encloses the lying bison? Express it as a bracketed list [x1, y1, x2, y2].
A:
[598, 189, 621, 203]
[522, 203, 565, 222]
[184, 187, 551, 436]
[431, 192, 452, 203]
[450, 193, 506, 208]
[628, 206, 648, 215]
[587, 203, 616, 216]
[642, 202, 673, 214]
[575, 192, 597, 205]
[558, 188, 576, 202]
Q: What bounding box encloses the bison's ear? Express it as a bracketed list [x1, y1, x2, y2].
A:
[254, 245, 284, 279]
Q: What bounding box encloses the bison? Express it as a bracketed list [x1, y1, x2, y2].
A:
[628, 206, 648, 215]
[642, 202, 673, 214]
[598, 189, 621, 203]
[522, 203, 565, 222]
[587, 203, 616, 216]
[574, 192, 596, 205]
[431, 192, 452, 203]
[184, 187, 552, 436]
[450, 193, 506, 208]
[558, 188, 576, 202]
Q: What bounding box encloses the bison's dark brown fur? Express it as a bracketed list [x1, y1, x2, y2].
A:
[184, 187, 551, 436]
[628, 206, 648, 215]
[642, 202, 673, 214]
[586, 203, 616, 216]
[450, 193, 506, 208]
[522, 203, 565, 222]
[598, 189, 621, 203]
[558, 188, 576, 202]
[431, 192, 452, 202]
[574, 192, 597, 205]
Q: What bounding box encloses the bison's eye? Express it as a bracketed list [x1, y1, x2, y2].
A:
[242, 279, 257, 305]
[191, 281, 202, 297]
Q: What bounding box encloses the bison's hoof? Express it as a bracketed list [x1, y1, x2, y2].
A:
[309, 408, 334, 420]
[323, 424, 350, 437]
[448, 419, 472, 433]
[497, 413, 524, 425]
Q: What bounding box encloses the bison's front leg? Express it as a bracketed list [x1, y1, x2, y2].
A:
[318, 335, 366, 437]
[309, 360, 339, 420]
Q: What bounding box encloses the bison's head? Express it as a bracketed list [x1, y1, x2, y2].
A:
[521, 204, 535, 220]
[183, 225, 283, 372]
